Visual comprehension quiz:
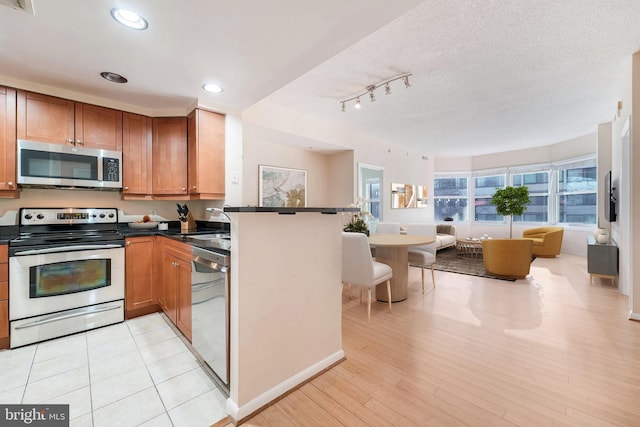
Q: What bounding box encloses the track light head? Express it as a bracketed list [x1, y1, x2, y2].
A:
[354, 98, 361, 109]
[368, 87, 376, 102]
[385, 83, 391, 95]
[404, 76, 411, 88]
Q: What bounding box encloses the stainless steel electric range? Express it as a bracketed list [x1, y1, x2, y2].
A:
[9, 207, 125, 348]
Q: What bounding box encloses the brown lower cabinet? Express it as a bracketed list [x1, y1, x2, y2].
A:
[159, 238, 192, 341]
[1, 244, 9, 349]
[125, 236, 159, 318]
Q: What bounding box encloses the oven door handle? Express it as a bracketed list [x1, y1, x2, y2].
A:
[12, 244, 123, 256]
[14, 303, 122, 329]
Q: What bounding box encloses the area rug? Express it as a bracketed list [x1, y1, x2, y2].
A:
[428, 247, 524, 282]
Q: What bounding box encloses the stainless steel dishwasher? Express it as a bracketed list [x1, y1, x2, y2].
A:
[191, 245, 230, 390]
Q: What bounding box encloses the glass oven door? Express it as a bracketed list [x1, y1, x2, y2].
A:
[9, 246, 125, 321]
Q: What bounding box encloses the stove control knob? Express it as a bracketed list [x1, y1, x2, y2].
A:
[24, 214, 33, 220]
[37, 214, 44, 220]
[99, 214, 106, 218]
[92, 214, 97, 218]
[108, 213, 115, 218]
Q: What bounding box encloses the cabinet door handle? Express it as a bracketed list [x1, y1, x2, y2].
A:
[126, 241, 131, 246]
[123, 186, 129, 191]
[7, 181, 13, 187]
[192, 186, 197, 190]
[67, 138, 74, 145]
[76, 139, 83, 145]
[182, 187, 187, 192]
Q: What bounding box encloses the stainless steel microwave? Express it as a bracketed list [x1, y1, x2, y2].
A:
[17, 140, 122, 189]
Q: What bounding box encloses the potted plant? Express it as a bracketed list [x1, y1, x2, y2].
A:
[343, 198, 371, 235]
[490, 186, 530, 238]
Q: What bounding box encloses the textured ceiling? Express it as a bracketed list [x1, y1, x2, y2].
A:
[0, 0, 421, 114]
[263, 0, 640, 156]
[1, 1, 639, 157]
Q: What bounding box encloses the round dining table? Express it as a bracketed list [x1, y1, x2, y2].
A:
[368, 233, 435, 302]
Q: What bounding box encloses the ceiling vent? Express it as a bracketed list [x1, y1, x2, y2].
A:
[0, 0, 35, 14]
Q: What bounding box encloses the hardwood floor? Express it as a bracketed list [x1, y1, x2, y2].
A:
[237, 254, 640, 426]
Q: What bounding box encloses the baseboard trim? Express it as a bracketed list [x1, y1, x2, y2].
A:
[226, 349, 345, 423]
[628, 310, 640, 321]
[125, 304, 161, 320]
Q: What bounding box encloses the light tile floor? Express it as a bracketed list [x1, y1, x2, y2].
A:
[0, 313, 228, 427]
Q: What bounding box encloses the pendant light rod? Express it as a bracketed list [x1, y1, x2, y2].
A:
[339, 72, 412, 110]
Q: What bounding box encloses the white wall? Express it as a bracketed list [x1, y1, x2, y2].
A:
[470, 133, 596, 170]
[241, 137, 336, 207]
[627, 53, 639, 319]
[242, 101, 435, 223]
[223, 113, 244, 207]
[227, 211, 343, 420]
[0, 188, 221, 225]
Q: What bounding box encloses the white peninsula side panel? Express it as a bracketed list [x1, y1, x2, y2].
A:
[226, 211, 344, 421]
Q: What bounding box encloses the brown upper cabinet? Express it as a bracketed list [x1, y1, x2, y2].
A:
[152, 117, 188, 199]
[122, 112, 153, 199]
[188, 109, 225, 200]
[16, 91, 123, 151]
[0, 87, 18, 198]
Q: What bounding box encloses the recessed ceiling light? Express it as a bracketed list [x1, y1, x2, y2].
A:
[100, 71, 128, 84]
[110, 8, 148, 30]
[203, 83, 223, 94]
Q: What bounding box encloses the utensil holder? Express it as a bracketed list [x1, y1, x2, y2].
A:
[180, 212, 197, 232]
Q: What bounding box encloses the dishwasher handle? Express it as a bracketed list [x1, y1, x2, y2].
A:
[193, 256, 228, 273]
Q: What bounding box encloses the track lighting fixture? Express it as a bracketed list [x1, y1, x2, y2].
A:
[339, 73, 412, 112]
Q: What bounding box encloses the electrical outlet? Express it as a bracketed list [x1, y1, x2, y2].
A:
[150, 209, 158, 216]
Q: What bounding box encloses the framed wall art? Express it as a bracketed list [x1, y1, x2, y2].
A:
[391, 182, 428, 208]
[259, 165, 307, 207]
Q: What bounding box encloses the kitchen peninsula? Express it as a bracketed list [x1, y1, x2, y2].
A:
[224, 207, 356, 423]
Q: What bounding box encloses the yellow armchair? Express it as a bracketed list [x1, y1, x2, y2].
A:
[482, 239, 533, 279]
[522, 227, 564, 257]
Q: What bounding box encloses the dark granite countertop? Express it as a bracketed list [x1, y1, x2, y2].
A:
[224, 207, 359, 214]
[0, 225, 18, 244]
[118, 220, 229, 241]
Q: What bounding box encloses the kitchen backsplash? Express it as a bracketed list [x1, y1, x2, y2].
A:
[0, 188, 224, 225]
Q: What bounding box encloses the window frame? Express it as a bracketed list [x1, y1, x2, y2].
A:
[555, 158, 597, 226]
[433, 173, 470, 222]
[472, 171, 506, 222]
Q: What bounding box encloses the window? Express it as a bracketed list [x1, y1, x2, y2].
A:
[557, 165, 597, 224]
[512, 171, 549, 222]
[366, 178, 381, 221]
[434, 176, 468, 221]
[434, 156, 595, 226]
[474, 174, 505, 221]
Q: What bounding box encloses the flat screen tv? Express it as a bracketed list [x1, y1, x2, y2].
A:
[605, 170, 616, 222]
